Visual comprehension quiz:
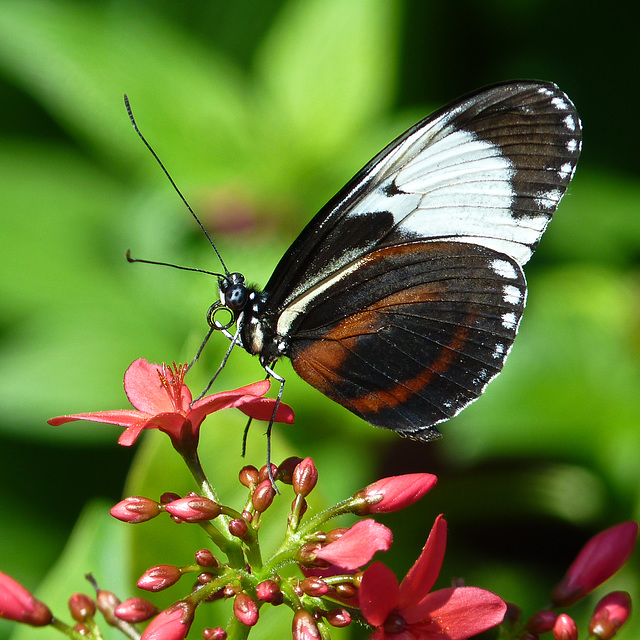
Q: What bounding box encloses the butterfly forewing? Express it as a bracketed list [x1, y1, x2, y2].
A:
[263, 81, 580, 313]
[286, 241, 526, 440]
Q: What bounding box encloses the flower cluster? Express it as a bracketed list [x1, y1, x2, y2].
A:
[0, 359, 636, 640]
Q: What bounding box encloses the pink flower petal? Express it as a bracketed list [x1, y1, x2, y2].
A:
[124, 359, 177, 414]
[49, 410, 149, 428]
[238, 397, 295, 424]
[398, 514, 447, 608]
[360, 561, 400, 627]
[190, 379, 271, 411]
[316, 520, 392, 570]
[118, 424, 145, 446]
[403, 586, 507, 640]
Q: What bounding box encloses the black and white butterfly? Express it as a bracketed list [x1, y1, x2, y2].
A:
[130, 80, 582, 442]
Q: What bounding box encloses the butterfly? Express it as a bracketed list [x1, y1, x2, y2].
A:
[129, 80, 582, 442]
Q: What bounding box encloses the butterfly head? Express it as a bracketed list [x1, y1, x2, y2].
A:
[219, 272, 249, 311]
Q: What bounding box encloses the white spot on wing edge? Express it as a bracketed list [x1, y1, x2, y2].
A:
[492, 343, 506, 360]
[502, 312, 518, 329]
[503, 284, 522, 305]
[564, 115, 576, 131]
[491, 258, 518, 280]
[558, 162, 574, 180]
[567, 139, 578, 152]
[552, 96, 569, 111]
[537, 188, 562, 209]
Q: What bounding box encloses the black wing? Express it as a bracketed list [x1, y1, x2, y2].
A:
[263, 80, 581, 314]
[286, 241, 527, 440]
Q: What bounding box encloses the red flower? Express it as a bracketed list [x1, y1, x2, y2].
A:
[316, 520, 393, 570]
[0, 572, 52, 626]
[354, 474, 438, 515]
[552, 521, 638, 607]
[359, 515, 506, 639]
[49, 359, 294, 451]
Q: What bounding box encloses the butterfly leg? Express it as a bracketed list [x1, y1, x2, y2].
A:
[262, 363, 286, 492]
[191, 320, 243, 404]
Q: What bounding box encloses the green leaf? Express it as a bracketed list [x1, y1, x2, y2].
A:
[255, 0, 401, 163]
[0, 1, 252, 183]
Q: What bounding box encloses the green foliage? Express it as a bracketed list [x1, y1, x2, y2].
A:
[0, 0, 638, 638]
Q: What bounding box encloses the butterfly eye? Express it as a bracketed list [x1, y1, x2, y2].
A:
[224, 283, 248, 311]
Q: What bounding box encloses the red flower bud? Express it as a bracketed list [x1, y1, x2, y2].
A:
[258, 463, 278, 484]
[239, 465, 259, 488]
[589, 591, 632, 640]
[68, 593, 96, 622]
[95, 588, 120, 625]
[252, 480, 276, 513]
[277, 457, 304, 484]
[233, 593, 259, 626]
[292, 458, 318, 497]
[316, 519, 392, 570]
[164, 496, 222, 522]
[256, 579, 283, 604]
[526, 609, 557, 634]
[160, 492, 181, 504]
[229, 518, 249, 539]
[203, 627, 227, 640]
[300, 577, 329, 597]
[325, 528, 347, 543]
[137, 565, 182, 592]
[325, 608, 351, 627]
[297, 542, 326, 567]
[110, 496, 161, 523]
[114, 597, 157, 623]
[334, 583, 358, 599]
[353, 473, 438, 515]
[503, 602, 522, 627]
[0, 572, 52, 626]
[292, 608, 321, 640]
[140, 604, 193, 640]
[552, 613, 577, 640]
[195, 549, 217, 567]
[292, 496, 308, 520]
[552, 521, 637, 606]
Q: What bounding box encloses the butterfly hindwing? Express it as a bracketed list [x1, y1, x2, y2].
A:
[285, 241, 527, 440]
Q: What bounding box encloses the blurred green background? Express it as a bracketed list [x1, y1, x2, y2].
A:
[0, 1, 638, 638]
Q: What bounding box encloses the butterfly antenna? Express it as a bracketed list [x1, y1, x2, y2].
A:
[123, 94, 230, 277]
[126, 250, 227, 279]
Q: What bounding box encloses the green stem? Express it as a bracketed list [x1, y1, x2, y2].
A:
[265, 497, 358, 571]
[180, 447, 246, 567]
[226, 613, 252, 640]
[51, 617, 105, 640]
